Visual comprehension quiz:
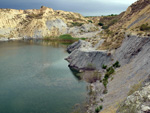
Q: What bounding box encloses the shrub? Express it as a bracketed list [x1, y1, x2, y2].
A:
[102, 64, 107, 69]
[99, 105, 103, 110]
[72, 22, 83, 26]
[95, 107, 100, 113]
[103, 66, 115, 88]
[98, 22, 104, 26]
[103, 78, 108, 88]
[95, 105, 103, 113]
[59, 34, 74, 40]
[100, 98, 103, 102]
[88, 20, 93, 23]
[140, 23, 150, 31]
[110, 14, 118, 16]
[113, 61, 121, 68]
[108, 19, 118, 26]
[102, 25, 109, 29]
[102, 19, 118, 29]
[106, 66, 115, 75]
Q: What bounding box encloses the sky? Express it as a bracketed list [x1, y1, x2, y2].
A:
[0, 0, 137, 16]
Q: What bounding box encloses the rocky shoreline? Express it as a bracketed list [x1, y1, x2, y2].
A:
[66, 35, 150, 113]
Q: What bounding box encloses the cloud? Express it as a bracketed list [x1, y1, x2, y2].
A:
[0, 0, 137, 16]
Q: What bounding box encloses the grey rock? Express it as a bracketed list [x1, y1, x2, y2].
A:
[66, 49, 111, 70]
[66, 39, 111, 70]
[141, 105, 150, 112]
[117, 84, 150, 113]
[67, 40, 92, 53]
[67, 23, 101, 38]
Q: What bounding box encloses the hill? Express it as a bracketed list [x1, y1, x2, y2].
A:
[0, 6, 100, 39]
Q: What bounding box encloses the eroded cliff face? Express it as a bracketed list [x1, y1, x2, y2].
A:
[96, 0, 150, 50]
[66, 35, 150, 113]
[117, 82, 150, 113]
[0, 6, 100, 39]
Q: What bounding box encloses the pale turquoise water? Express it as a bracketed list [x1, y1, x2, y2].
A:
[0, 40, 87, 113]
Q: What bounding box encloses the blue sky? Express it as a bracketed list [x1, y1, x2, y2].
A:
[0, 0, 137, 16]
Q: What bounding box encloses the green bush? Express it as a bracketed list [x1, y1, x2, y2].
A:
[113, 61, 121, 68]
[99, 105, 103, 110]
[110, 14, 118, 16]
[106, 66, 115, 75]
[102, 25, 109, 29]
[103, 78, 108, 88]
[72, 22, 83, 26]
[102, 64, 107, 69]
[95, 105, 103, 113]
[140, 23, 150, 31]
[100, 98, 103, 102]
[102, 66, 115, 88]
[95, 107, 100, 113]
[59, 34, 74, 40]
[88, 20, 93, 23]
[98, 22, 104, 26]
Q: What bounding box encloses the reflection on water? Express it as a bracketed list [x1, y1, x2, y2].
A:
[23, 39, 74, 48]
[0, 40, 87, 113]
[69, 67, 82, 81]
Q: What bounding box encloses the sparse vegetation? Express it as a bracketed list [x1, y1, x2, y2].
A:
[102, 64, 107, 69]
[95, 107, 100, 113]
[95, 105, 103, 113]
[128, 82, 142, 96]
[106, 66, 115, 75]
[98, 22, 104, 26]
[102, 19, 118, 29]
[72, 22, 84, 26]
[113, 61, 121, 68]
[59, 34, 74, 40]
[27, 13, 43, 19]
[88, 20, 93, 23]
[102, 61, 120, 89]
[100, 98, 104, 102]
[102, 66, 115, 88]
[140, 23, 150, 31]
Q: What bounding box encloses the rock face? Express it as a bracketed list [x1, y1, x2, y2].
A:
[117, 82, 150, 113]
[88, 35, 150, 113]
[67, 40, 92, 53]
[115, 35, 150, 66]
[0, 6, 101, 39]
[66, 40, 111, 70]
[67, 35, 150, 112]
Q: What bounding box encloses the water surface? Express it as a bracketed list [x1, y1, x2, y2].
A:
[0, 40, 87, 113]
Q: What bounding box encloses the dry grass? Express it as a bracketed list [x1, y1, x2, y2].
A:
[0, 34, 5, 38]
[128, 82, 142, 96]
[100, 106, 117, 113]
